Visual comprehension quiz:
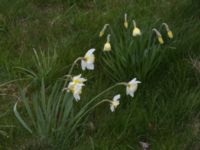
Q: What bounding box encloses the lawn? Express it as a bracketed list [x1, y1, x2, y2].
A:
[0, 0, 200, 149]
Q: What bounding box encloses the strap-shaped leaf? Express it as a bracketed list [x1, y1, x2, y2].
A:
[20, 89, 36, 127]
[13, 102, 33, 133]
[59, 93, 74, 129]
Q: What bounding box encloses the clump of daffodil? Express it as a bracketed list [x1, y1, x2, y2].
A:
[110, 94, 120, 112]
[126, 78, 141, 97]
[103, 34, 111, 51]
[64, 74, 87, 101]
[162, 23, 173, 39]
[132, 20, 141, 37]
[81, 48, 95, 71]
[124, 13, 128, 29]
[152, 28, 164, 44]
[99, 24, 109, 37]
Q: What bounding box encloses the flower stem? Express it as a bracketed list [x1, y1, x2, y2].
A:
[69, 99, 111, 136]
[132, 20, 136, 28]
[68, 57, 83, 76]
[63, 57, 83, 89]
[162, 23, 170, 31]
[152, 28, 161, 37]
[70, 82, 127, 123]
[107, 34, 111, 42]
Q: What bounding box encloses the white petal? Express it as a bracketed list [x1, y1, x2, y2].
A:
[136, 80, 141, 84]
[130, 92, 134, 97]
[80, 78, 87, 82]
[87, 54, 95, 63]
[85, 48, 95, 56]
[86, 63, 94, 70]
[81, 60, 87, 71]
[113, 100, 119, 107]
[129, 78, 136, 84]
[110, 105, 115, 112]
[73, 74, 87, 83]
[74, 83, 83, 92]
[113, 94, 121, 101]
[68, 82, 74, 89]
[126, 87, 134, 97]
[74, 93, 80, 101]
[73, 74, 81, 79]
[129, 78, 141, 84]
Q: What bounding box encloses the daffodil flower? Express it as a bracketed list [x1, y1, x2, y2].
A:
[126, 78, 141, 97]
[110, 94, 120, 112]
[104, 42, 111, 51]
[152, 28, 164, 44]
[99, 24, 109, 37]
[124, 13, 128, 29]
[162, 23, 173, 39]
[64, 74, 87, 101]
[132, 20, 141, 37]
[81, 48, 95, 71]
[103, 34, 111, 51]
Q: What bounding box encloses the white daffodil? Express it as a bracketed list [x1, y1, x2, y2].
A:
[103, 34, 111, 51]
[126, 78, 141, 97]
[81, 48, 95, 71]
[66, 74, 87, 101]
[132, 20, 141, 37]
[110, 94, 120, 112]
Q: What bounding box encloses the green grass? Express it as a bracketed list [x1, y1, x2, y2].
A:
[0, 0, 200, 149]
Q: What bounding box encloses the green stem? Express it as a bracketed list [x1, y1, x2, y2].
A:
[68, 57, 83, 76]
[56, 57, 83, 127]
[69, 99, 111, 136]
[63, 57, 83, 89]
[84, 82, 126, 109]
[69, 82, 127, 126]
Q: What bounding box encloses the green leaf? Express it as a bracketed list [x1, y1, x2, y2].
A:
[13, 102, 33, 134]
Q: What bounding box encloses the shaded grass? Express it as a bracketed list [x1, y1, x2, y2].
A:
[0, 0, 199, 149]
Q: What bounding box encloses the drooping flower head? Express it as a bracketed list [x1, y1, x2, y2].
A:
[99, 24, 109, 37]
[162, 23, 173, 39]
[124, 13, 128, 29]
[110, 94, 120, 112]
[66, 74, 87, 101]
[126, 78, 141, 97]
[81, 48, 95, 71]
[132, 20, 141, 37]
[152, 28, 164, 44]
[103, 34, 111, 51]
